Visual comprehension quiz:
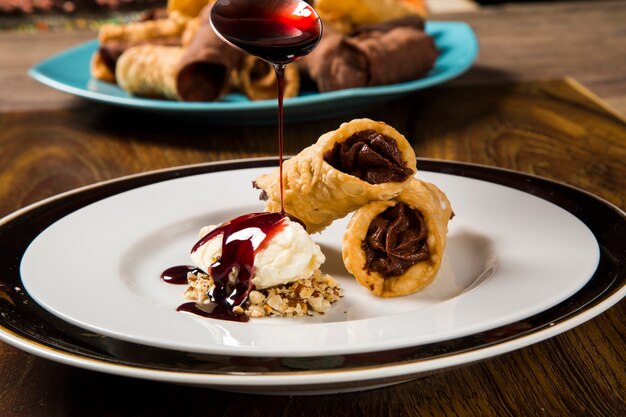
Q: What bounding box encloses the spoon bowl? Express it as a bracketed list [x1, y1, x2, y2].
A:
[210, 0, 322, 65]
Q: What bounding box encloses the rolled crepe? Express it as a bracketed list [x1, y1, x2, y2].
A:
[98, 11, 191, 44]
[175, 5, 245, 101]
[316, 0, 427, 34]
[116, 44, 185, 100]
[297, 16, 437, 92]
[115, 5, 244, 102]
[97, 37, 182, 77]
[342, 178, 452, 297]
[93, 10, 190, 79]
[167, 0, 213, 18]
[231, 56, 300, 100]
[253, 118, 417, 233]
[181, 16, 201, 47]
[90, 52, 115, 83]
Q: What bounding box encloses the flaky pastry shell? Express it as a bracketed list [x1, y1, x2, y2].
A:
[116, 45, 184, 100]
[342, 178, 452, 297]
[254, 118, 417, 233]
[90, 52, 115, 83]
[317, 0, 427, 33]
[231, 57, 300, 100]
[98, 11, 191, 44]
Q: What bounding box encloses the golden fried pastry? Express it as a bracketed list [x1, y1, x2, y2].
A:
[98, 10, 191, 44]
[254, 118, 417, 233]
[95, 37, 182, 81]
[116, 44, 185, 100]
[342, 178, 452, 297]
[298, 17, 436, 92]
[90, 52, 115, 83]
[167, 0, 212, 18]
[175, 5, 245, 101]
[231, 57, 300, 100]
[114, 5, 245, 102]
[93, 10, 191, 80]
[316, 0, 427, 33]
[181, 16, 201, 47]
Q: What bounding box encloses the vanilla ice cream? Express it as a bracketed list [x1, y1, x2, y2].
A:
[190, 217, 325, 289]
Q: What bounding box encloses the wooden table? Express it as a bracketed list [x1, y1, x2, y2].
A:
[0, 1, 625, 416]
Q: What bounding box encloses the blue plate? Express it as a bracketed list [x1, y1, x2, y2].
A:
[29, 21, 478, 123]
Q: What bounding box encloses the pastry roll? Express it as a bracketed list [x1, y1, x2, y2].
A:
[298, 17, 437, 92]
[94, 10, 189, 78]
[98, 10, 191, 44]
[96, 37, 182, 78]
[316, 0, 427, 33]
[231, 56, 300, 100]
[342, 178, 452, 297]
[175, 5, 245, 101]
[116, 45, 185, 100]
[167, 0, 213, 18]
[116, 5, 244, 102]
[90, 52, 115, 83]
[253, 118, 417, 233]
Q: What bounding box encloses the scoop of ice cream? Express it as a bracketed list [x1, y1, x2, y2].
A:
[190, 217, 325, 290]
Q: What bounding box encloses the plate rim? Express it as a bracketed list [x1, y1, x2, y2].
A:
[27, 21, 479, 112]
[0, 158, 624, 388]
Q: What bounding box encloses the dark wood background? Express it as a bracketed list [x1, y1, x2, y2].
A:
[0, 1, 625, 416]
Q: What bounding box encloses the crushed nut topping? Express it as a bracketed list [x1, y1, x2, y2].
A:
[184, 270, 342, 318]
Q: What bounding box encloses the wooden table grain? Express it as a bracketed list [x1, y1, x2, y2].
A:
[0, 1, 625, 416]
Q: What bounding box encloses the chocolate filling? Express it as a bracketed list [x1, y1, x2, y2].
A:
[362, 203, 430, 278]
[323, 130, 413, 184]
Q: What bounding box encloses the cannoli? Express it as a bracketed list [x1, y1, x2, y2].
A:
[90, 52, 115, 83]
[297, 17, 437, 92]
[253, 118, 417, 233]
[342, 178, 452, 297]
[98, 10, 191, 44]
[116, 45, 184, 100]
[93, 10, 190, 79]
[181, 16, 201, 47]
[316, 0, 427, 34]
[115, 5, 244, 102]
[97, 37, 182, 77]
[231, 56, 300, 100]
[175, 5, 245, 101]
[167, 0, 213, 18]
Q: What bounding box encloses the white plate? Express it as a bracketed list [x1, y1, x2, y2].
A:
[20, 164, 599, 357]
[1, 158, 623, 394]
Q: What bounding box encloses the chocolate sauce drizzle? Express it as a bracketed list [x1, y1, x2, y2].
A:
[161, 265, 200, 285]
[162, 212, 287, 322]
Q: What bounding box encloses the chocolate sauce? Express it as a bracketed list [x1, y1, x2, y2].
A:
[276, 64, 286, 212]
[176, 302, 249, 323]
[170, 212, 287, 321]
[160, 265, 199, 285]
